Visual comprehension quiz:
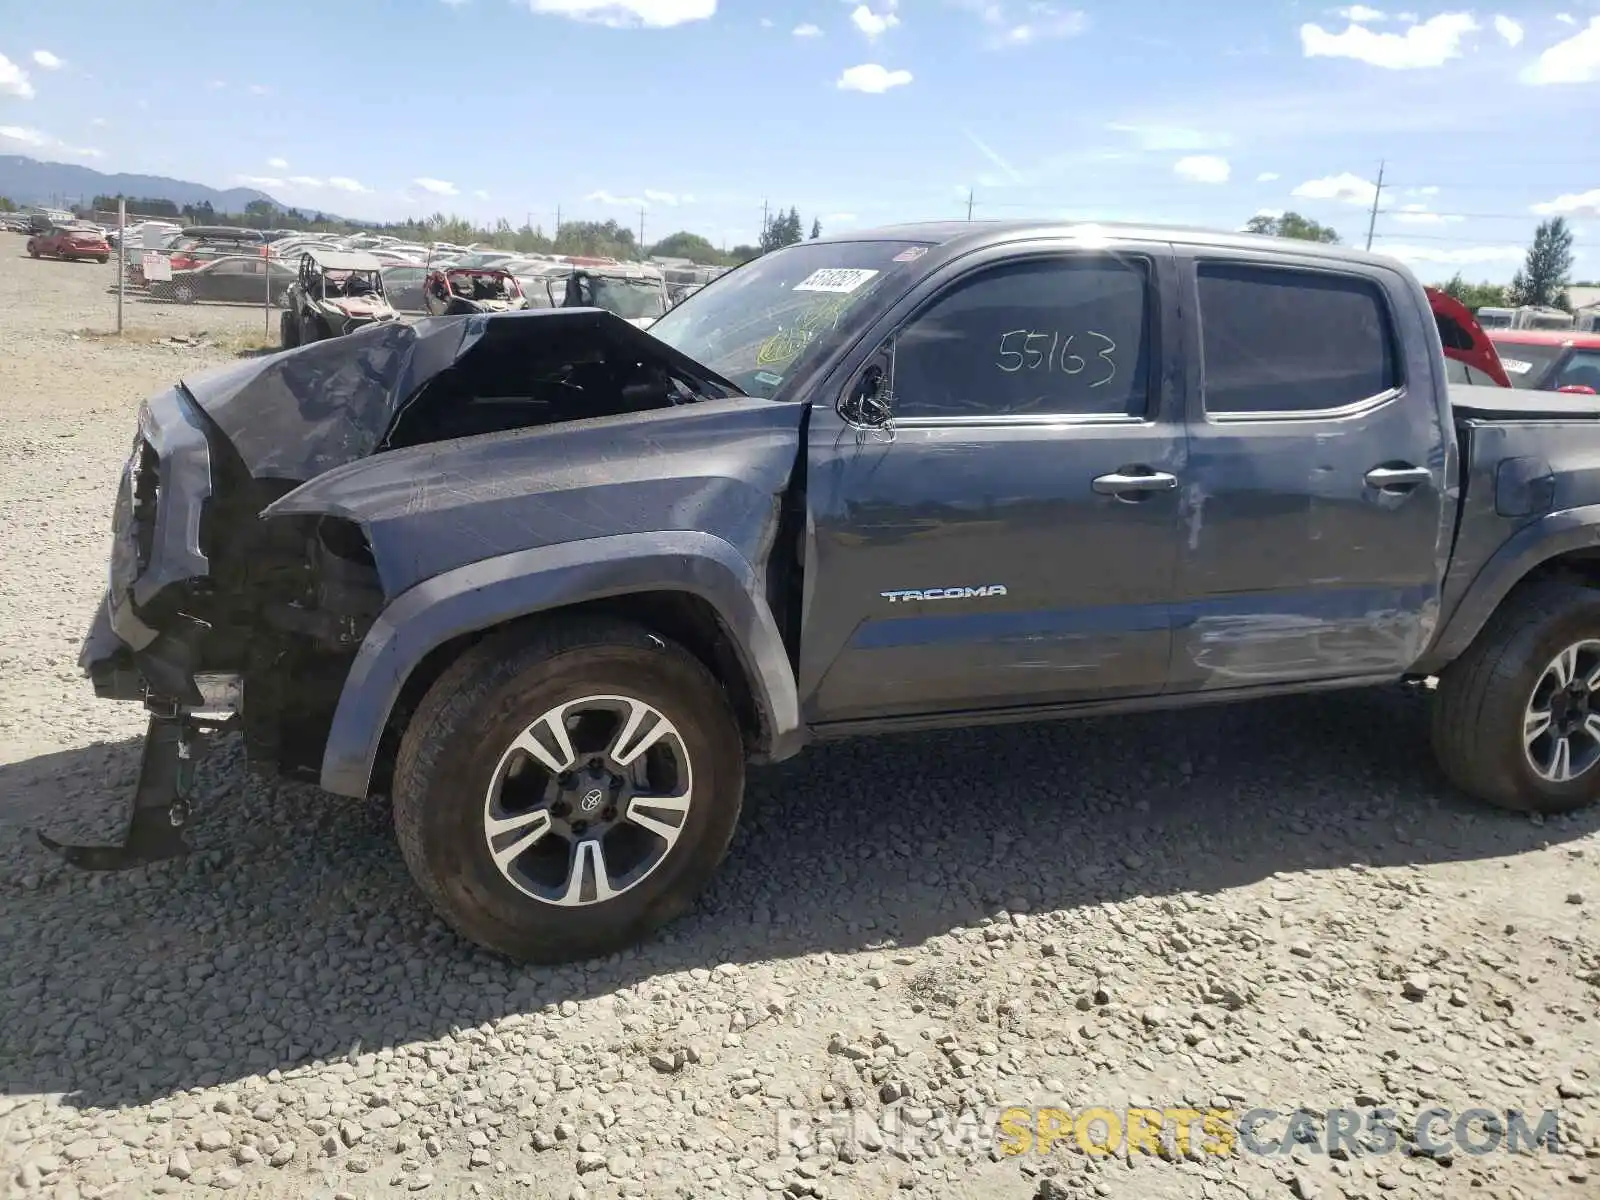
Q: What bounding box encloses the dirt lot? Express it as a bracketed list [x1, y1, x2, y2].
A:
[0, 240, 1596, 1200]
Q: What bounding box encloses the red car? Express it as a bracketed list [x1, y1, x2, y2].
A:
[1488, 329, 1600, 394]
[1426, 287, 1511, 388]
[26, 224, 110, 264]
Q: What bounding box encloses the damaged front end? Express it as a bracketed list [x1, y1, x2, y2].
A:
[59, 308, 764, 869]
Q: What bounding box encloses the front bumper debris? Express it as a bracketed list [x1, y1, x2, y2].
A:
[38, 715, 218, 870]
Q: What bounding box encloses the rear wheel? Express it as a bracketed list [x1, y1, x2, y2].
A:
[299, 314, 322, 344]
[1433, 582, 1600, 814]
[173, 283, 195, 304]
[280, 310, 299, 349]
[392, 618, 745, 963]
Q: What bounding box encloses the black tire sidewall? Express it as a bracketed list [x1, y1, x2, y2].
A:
[404, 640, 743, 958]
[1477, 592, 1600, 810]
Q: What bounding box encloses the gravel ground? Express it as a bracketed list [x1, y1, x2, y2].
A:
[1, 240, 1598, 1200]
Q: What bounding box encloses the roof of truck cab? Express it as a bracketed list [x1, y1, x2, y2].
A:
[812, 219, 1405, 270]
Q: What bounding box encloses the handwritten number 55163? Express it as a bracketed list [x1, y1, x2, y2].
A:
[996, 329, 1117, 388]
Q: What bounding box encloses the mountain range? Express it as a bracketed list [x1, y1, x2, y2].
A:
[0, 155, 280, 212]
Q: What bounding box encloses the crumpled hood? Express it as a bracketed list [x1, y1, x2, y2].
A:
[176, 308, 734, 484]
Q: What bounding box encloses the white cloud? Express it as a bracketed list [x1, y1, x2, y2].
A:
[288, 175, 324, 187]
[328, 177, 370, 193]
[1379, 243, 1524, 266]
[760, 16, 773, 27]
[209, 79, 226, 89]
[1257, 171, 1281, 182]
[836, 62, 913, 92]
[1336, 5, 1387, 20]
[793, 22, 822, 37]
[1391, 203, 1462, 224]
[1106, 122, 1228, 152]
[1409, 184, 1440, 195]
[64, 145, 102, 159]
[644, 188, 684, 205]
[473, 189, 491, 200]
[953, 0, 1088, 49]
[851, 5, 899, 39]
[31, 50, 63, 70]
[0, 125, 49, 146]
[268, 157, 289, 169]
[1300, 12, 1478, 69]
[525, 0, 715, 28]
[1492, 14, 1523, 46]
[1532, 188, 1600, 217]
[1557, 12, 1577, 26]
[588, 189, 647, 207]
[0, 54, 35, 99]
[414, 177, 459, 196]
[237, 175, 286, 188]
[1521, 16, 1600, 84]
[1175, 155, 1231, 184]
[1292, 172, 1379, 205]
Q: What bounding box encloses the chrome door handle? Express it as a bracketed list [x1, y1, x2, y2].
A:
[1092, 470, 1178, 496]
[1364, 466, 1431, 491]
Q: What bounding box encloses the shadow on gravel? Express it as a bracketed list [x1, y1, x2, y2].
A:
[2, 685, 1596, 1113]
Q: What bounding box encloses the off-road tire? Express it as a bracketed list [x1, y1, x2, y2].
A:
[299, 314, 320, 344]
[392, 618, 745, 962]
[1433, 581, 1600, 814]
[280, 310, 299, 349]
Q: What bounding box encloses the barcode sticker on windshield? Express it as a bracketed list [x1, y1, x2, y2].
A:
[1501, 358, 1533, 375]
[793, 268, 879, 294]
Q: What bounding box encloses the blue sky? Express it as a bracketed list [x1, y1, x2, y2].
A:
[2, 1, 1598, 280]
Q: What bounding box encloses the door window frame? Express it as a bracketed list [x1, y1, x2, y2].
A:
[824, 236, 1181, 431]
[1179, 250, 1412, 426]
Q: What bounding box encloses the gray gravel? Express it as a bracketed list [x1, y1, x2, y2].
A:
[2, 240, 1599, 1200]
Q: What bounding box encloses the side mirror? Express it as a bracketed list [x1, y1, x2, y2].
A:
[842, 359, 894, 427]
[1558, 384, 1598, 395]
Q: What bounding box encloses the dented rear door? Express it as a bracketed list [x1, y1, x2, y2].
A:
[1167, 249, 1452, 690]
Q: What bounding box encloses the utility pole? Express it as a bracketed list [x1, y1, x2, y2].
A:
[1364, 159, 1386, 252]
[639, 206, 646, 250]
[966, 187, 974, 221]
[555, 204, 562, 233]
[761, 198, 769, 241]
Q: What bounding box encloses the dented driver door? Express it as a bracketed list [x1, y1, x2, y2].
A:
[798, 241, 1188, 727]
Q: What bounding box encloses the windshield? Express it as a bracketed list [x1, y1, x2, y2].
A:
[1490, 340, 1565, 388]
[646, 239, 932, 398]
[590, 277, 667, 321]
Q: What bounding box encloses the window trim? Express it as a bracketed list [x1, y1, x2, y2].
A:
[1193, 258, 1406, 424]
[877, 250, 1161, 427]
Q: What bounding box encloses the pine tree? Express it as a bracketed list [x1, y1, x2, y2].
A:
[1508, 218, 1574, 309]
[810, 217, 821, 240]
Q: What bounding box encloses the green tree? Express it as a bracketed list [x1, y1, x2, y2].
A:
[1508, 217, 1574, 310]
[1244, 211, 1340, 243]
[760, 206, 804, 253]
[1436, 273, 1509, 311]
[810, 217, 821, 240]
[650, 231, 721, 262]
[1241, 211, 1344, 244]
[553, 219, 639, 260]
[0, 196, 16, 212]
[728, 244, 761, 264]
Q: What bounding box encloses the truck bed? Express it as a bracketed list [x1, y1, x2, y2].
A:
[1450, 382, 1600, 421]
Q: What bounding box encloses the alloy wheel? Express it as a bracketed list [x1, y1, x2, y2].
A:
[1523, 639, 1600, 782]
[482, 694, 693, 906]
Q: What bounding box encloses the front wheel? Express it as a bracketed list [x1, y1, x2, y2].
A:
[1433, 582, 1600, 814]
[392, 618, 745, 962]
[173, 283, 195, 304]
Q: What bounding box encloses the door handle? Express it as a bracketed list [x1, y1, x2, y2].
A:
[1364, 465, 1431, 492]
[1092, 470, 1178, 497]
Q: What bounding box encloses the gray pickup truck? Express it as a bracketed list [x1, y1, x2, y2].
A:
[66, 220, 1600, 963]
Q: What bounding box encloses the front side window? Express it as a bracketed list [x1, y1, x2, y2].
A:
[1554, 350, 1600, 392]
[1198, 264, 1398, 415]
[889, 256, 1152, 420]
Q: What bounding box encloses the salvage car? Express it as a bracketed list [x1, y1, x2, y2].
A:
[1489, 330, 1600, 394]
[541, 262, 669, 328]
[153, 254, 297, 305]
[281, 249, 398, 347]
[422, 266, 528, 316]
[380, 263, 430, 314]
[26, 224, 111, 263]
[64, 220, 1600, 965]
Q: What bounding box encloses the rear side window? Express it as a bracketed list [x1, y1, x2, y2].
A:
[1198, 264, 1398, 415]
[891, 256, 1152, 419]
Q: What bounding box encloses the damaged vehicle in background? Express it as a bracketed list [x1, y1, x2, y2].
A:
[528, 261, 670, 328]
[422, 266, 529, 316]
[64, 220, 1600, 966]
[280, 249, 398, 347]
